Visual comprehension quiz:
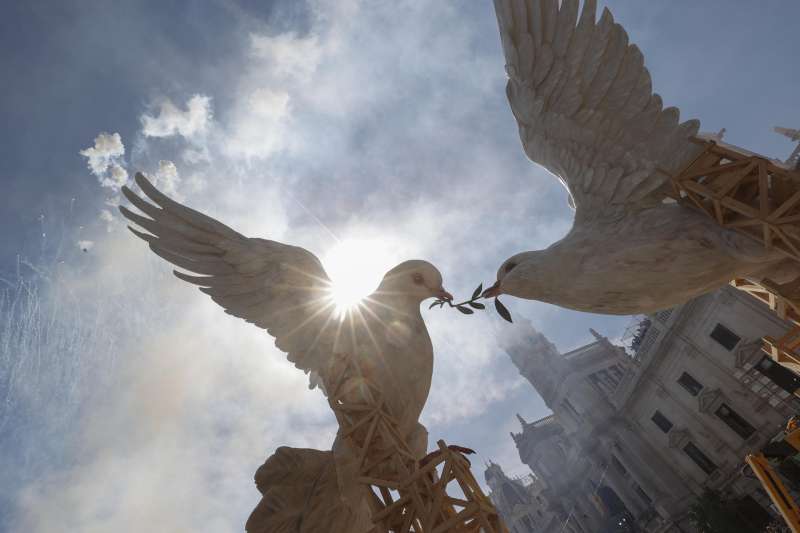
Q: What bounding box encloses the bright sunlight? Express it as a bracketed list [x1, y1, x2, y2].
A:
[323, 238, 394, 315]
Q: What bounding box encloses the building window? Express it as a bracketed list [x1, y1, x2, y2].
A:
[683, 442, 717, 475]
[755, 355, 800, 394]
[677, 372, 704, 396]
[710, 323, 740, 351]
[651, 410, 673, 433]
[715, 403, 756, 439]
[654, 308, 673, 324]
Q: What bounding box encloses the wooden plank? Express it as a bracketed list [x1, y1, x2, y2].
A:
[759, 160, 770, 217]
[773, 227, 800, 261]
[712, 161, 758, 197]
[370, 494, 410, 521]
[679, 187, 715, 218]
[682, 178, 721, 200]
[770, 188, 800, 221]
[432, 502, 479, 533]
[357, 415, 381, 469]
[672, 139, 717, 178]
[713, 199, 724, 224]
[726, 218, 762, 228]
[676, 157, 752, 183]
[424, 458, 451, 529]
[773, 214, 800, 225]
[324, 355, 507, 533]
[399, 509, 415, 533]
[340, 411, 378, 438]
[719, 195, 762, 219]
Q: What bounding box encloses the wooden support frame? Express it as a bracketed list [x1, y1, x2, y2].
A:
[671, 137, 800, 261]
[730, 278, 800, 326]
[670, 138, 800, 382]
[322, 353, 507, 533]
[763, 326, 800, 376]
[746, 453, 800, 533]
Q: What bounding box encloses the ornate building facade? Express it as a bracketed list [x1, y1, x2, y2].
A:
[491, 286, 800, 532]
[484, 462, 554, 533]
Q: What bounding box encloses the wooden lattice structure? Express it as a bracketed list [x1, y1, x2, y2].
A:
[670, 137, 800, 261]
[671, 137, 800, 377]
[323, 353, 507, 533]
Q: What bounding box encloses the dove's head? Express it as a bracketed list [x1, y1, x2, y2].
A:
[376, 260, 452, 305]
[482, 251, 546, 299]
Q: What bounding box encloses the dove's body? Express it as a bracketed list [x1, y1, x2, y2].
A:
[503, 203, 786, 315]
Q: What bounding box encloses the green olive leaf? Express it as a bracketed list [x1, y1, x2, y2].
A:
[456, 305, 474, 315]
[494, 298, 513, 323]
[471, 283, 483, 300]
[468, 301, 485, 310]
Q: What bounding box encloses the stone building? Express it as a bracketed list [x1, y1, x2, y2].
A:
[484, 461, 557, 532]
[494, 286, 800, 532]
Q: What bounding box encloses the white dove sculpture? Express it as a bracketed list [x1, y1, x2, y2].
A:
[483, 0, 798, 314]
[119, 173, 453, 533]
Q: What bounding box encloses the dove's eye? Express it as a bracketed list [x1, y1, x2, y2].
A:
[412, 273, 425, 285]
[504, 262, 517, 273]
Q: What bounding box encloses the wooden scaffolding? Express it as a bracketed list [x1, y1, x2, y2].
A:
[323, 353, 508, 533]
[670, 136, 800, 375]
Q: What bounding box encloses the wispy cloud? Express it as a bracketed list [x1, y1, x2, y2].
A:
[140, 95, 213, 139]
[9, 1, 594, 531]
[79, 132, 129, 191]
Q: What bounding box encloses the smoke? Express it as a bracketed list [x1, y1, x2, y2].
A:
[4, 1, 582, 530]
[140, 95, 213, 140]
[79, 133, 129, 191]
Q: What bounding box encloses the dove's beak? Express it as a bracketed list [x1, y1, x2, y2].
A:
[481, 281, 502, 298]
[435, 288, 454, 301]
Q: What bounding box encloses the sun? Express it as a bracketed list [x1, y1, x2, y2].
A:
[323, 238, 389, 315]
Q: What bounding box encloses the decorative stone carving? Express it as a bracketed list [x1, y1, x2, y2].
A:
[668, 429, 691, 449]
[734, 340, 763, 368]
[698, 388, 725, 414]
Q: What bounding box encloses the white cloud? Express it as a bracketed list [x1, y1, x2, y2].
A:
[249, 32, 322, 82]
[223, 88, 291, 159]
[77, 240, 94, 252]
[80, 132, 126, 181]
[12, 2, 610, 530]
[140, 95, 212, 139]
[100, 164, 128, 190]
[99, 209, 115, 232]
[152, 160, 181, 198]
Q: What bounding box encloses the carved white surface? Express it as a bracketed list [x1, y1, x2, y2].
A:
[119, 172, 449, 532]
[490, 0, 795, 314]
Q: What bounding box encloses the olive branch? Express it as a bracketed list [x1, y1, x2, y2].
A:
[429, 283, 513, 323]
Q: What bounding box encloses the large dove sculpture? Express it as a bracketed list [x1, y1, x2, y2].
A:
[119, 173, 453, 533]
[483, 0, 797, 314]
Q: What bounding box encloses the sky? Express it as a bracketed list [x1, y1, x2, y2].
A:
[1, 1, 800, 531]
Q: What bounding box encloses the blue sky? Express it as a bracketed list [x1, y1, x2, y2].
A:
[1, 1, 799, 531]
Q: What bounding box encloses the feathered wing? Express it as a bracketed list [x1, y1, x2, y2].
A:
[119, 173, 340, 384]
[494, 0, 703, 222]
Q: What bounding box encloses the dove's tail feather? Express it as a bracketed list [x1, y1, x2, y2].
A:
[246, 446, 372, 533]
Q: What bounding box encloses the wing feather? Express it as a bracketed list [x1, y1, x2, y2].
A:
[120, 173, 339, 382]
[493, 0, 702, 222]
[552, 0, 578, 57]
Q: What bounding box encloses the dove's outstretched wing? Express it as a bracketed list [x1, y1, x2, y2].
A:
[494, 0, 702, 221]
[119, 173, 338, 382]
